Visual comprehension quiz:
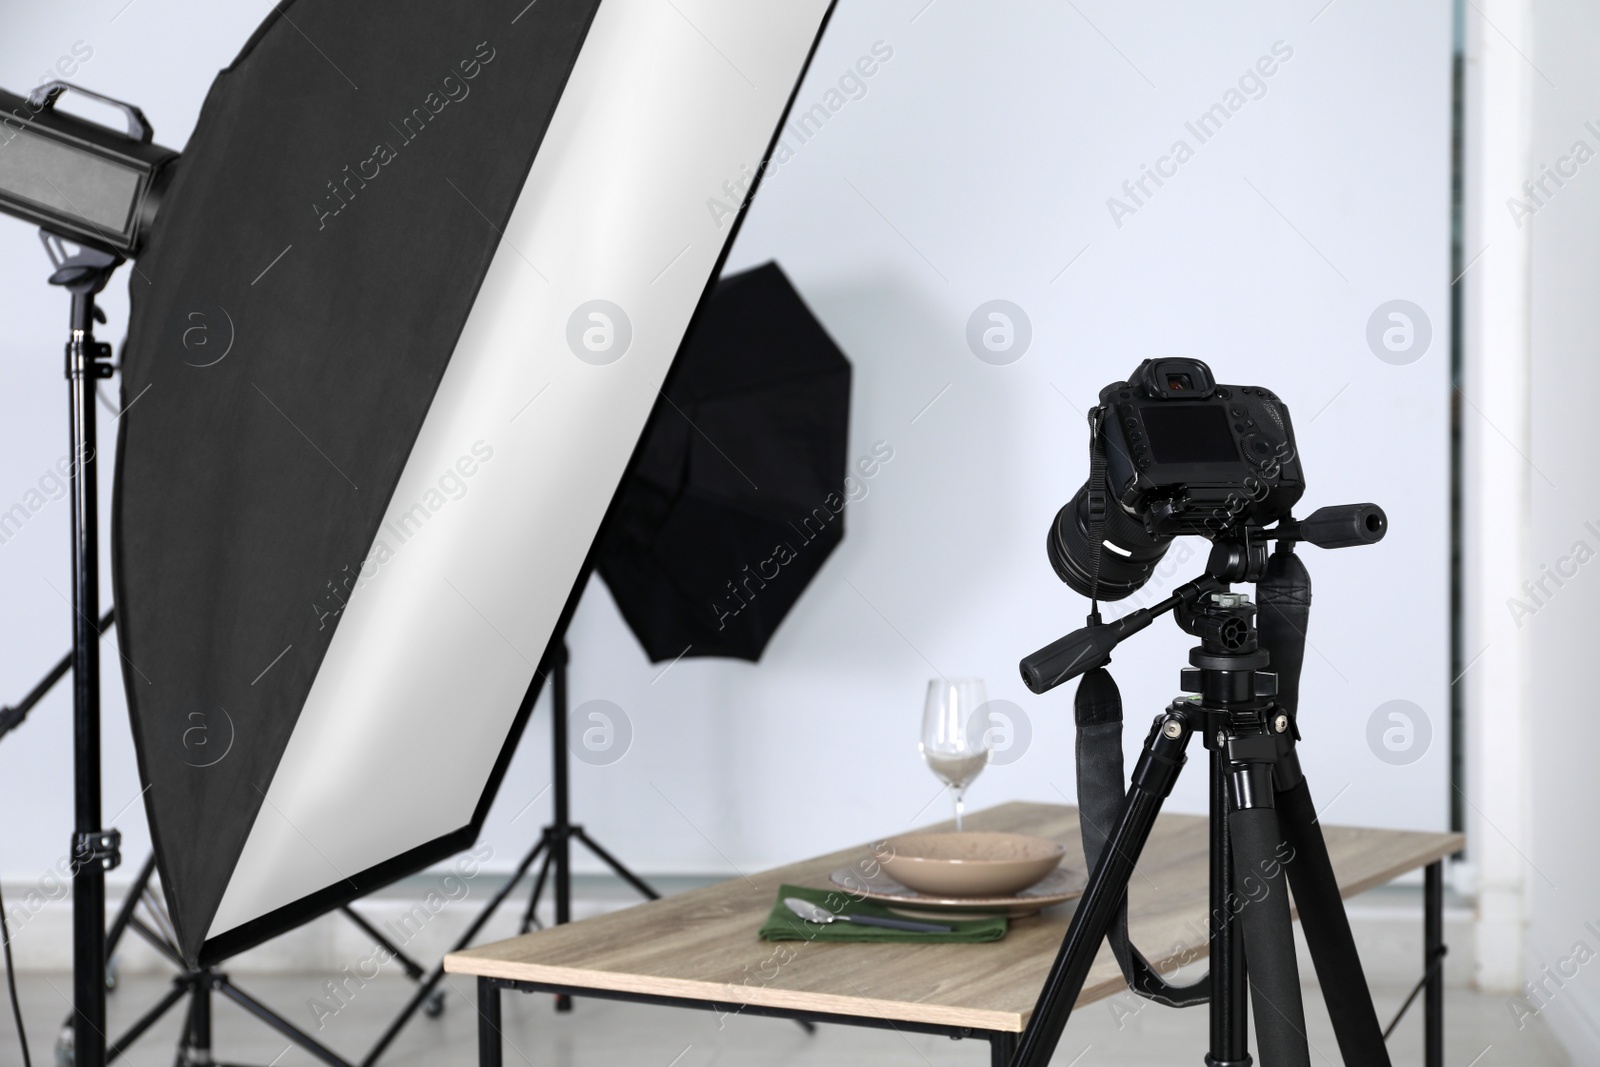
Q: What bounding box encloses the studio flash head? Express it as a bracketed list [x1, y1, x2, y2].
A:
[0, 82, 177, 257]
[1048, 358, 1306, 601]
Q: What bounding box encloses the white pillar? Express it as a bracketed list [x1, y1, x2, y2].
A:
[1461, 0, 1532, 993]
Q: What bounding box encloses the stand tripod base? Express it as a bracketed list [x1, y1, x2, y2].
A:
[53, 968, 356, 1067]
[516, 824, 661, 1013]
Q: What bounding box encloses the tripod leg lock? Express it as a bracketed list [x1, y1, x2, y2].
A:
[1130, 709, 1192, 798]
[1224, 733, 1278, 811]
[1272, 722, 1306, 792]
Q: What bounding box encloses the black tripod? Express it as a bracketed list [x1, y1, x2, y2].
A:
[1013, 517, 1395, 1067]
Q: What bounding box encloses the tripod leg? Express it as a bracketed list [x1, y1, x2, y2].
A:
[1011, 708, 1192, 1067]
[574, 829, 661, 901]
[340, 906, 425, 982]
[521, 842, 555, 935]
[1275, 772, 1394, 1066]
[104, 977, 188, 1062]
[359, 840, 546, 1067]
[105, 854, 155, 963]
[1227, 806, 1310, 1067]
[1209, 748, 1250, 1067]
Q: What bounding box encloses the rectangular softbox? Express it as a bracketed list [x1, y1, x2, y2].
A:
[112, 0, 835, 966]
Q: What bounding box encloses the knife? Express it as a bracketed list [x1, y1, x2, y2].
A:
[783, 896, 952, 933]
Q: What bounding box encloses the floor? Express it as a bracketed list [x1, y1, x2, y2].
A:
[8, 971, 1573, 1066]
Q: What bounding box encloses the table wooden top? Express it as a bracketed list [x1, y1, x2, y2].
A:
[445, 802, 1462, 1033]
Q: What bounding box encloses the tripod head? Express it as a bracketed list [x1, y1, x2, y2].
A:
[1018, 502, 1386, 694]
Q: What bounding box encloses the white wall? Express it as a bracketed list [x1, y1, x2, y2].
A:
[1, 0, 1451, 908]
[513, 0, 1455, 876]
[1517, 0, 1600, 1054]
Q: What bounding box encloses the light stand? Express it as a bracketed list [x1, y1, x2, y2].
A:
[514, 645, 660, 953]
[357, 638, 663, 1063]
[9, 244, 425, 1067]
[44, 234, 122, 1067]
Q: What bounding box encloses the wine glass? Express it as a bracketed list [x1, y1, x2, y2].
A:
[920, 678, 989, 831]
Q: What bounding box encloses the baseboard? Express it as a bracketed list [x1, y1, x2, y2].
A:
[2, 873, 710, 975]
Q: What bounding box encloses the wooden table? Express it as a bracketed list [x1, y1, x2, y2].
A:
[446, 802, 1461, 1066]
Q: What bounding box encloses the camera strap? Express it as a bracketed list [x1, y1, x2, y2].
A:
[1073, 544, 1312, 1008]
[1074, 667, 1210, 1007]
[1256, 541, 1311, 718]
[1084, 407, 1109, 616]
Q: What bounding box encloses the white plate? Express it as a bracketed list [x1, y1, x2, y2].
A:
[828, 864, 1085, 919]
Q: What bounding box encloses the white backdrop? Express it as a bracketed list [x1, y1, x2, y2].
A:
[0, 0, 1451, 890]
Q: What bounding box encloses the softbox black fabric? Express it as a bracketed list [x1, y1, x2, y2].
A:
[599, 262, 851, 662]
[111, 0, 837, 965]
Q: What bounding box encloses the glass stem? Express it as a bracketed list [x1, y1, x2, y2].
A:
[954, 787, 965, 831]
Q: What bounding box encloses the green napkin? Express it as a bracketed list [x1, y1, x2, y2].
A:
[759, 883, 1007, 943]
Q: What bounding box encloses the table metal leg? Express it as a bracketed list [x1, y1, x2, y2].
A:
[1425, 861, 1444, 1067]
[477, 977, 503, 1067]
[988, 1030, 1016, 1066]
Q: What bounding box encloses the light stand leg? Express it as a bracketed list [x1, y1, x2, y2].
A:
[517, 835, 555, 935]
[103, 977, 186, 1063]
[571, 830, 661, 902]
[357, 839, 547, 1067]
[105, 855, 155, 966]
[214, 974, 354, 1067]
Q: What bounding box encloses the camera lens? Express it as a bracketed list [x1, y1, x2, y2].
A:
[1047, 478, 1173, 600]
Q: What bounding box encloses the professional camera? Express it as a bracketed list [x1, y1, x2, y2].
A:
[1049, 358, 1307, 600]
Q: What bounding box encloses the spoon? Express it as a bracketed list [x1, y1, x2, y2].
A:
[783, 896, 952, 933]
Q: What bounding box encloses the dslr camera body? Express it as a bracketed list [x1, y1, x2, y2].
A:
[1050, 358, 1306, 600]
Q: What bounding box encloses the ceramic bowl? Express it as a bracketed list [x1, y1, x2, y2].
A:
[878, 831, 1065, 897]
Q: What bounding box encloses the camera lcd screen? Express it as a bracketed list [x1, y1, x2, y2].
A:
[1141, 404, 1239, 463]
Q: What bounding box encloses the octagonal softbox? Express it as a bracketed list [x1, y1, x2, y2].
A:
[112, 0, 835, 966]
[599, 262, 852, 662]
